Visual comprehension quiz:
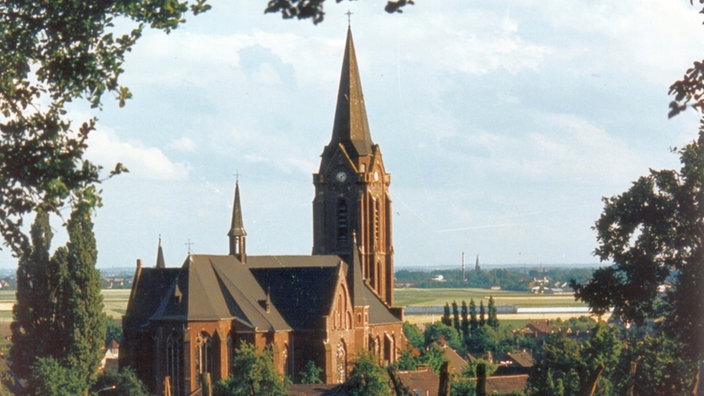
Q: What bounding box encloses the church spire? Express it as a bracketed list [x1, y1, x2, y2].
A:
[327, 26, 373, 159]
[228, 179, 247, 262]
[156, 236, 166, 269]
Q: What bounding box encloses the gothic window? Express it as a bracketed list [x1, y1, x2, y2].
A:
[195, 332, 214, 379]
[227, 333, 234, 377]
[384, 334, 394, 365]
[336, 198, 348, 246]
[166, 333, 182, 396]
[336, 341, 347, 384]
[374, 199, 380, 246]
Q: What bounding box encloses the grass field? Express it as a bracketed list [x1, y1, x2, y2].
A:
[0, 287, 588, 325]
[394, 287, 584, 308]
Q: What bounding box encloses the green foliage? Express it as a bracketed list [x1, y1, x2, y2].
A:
[91, 368, 149, 396]
[0, 0, 210, 255]
[10, 210, 65, 378]
[469, 298, 478, 331]
[403, 321, 424, 350]
[611, 329, 697, 396]
[63, 204, 107, 386]
[298, 360, 323, 384]
[424, 322, 461, 350]
[264, 0, 413, 24]
[452, 300, 460, 332]
[345, 351, 392, 396]
[573, 122, 704, 378]
[214, 342, 286, 396]
[526, 322, 621, 396]
[442, 302, 452, 326]
[487, 296, 499, 330]
[28, 357, 86, 396]
[105, 320, 123, 347]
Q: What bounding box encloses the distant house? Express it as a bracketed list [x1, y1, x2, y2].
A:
[495, 351, 534, 375]
[101, 340, 120, 372]
[523, 320, 552, 338]
[397, 366, 440, 396]
[471, 374, 529, 395]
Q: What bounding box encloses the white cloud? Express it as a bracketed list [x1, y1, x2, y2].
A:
[168, 137, 198, 152]
[87, 128, 191, 180]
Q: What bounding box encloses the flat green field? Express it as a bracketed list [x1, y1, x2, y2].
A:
[394, 287, 584, 308]
[0, 288, 584, 323]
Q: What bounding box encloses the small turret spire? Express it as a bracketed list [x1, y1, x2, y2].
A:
[156, 235, 166, 269]
[228, 179, 247, 262]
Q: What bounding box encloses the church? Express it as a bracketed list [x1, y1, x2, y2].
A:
[120, 27, 405, 396]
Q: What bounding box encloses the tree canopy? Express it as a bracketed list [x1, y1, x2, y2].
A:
[0, 0, 210, 256]
[264, 0, 414, 24]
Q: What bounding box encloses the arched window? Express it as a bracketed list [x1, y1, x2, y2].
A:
[195, 332, 214, 379]
[166, 333, 182, 396]
[336, 341, 347, 384]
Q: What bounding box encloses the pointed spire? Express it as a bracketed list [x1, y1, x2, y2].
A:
[228, 179, 247, 261]
[156, 235, 166, 269]
[329, 26, 373, 158]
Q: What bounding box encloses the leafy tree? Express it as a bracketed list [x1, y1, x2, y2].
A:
[424, 322, 461, 351]
[487, 296, 498, 330]
[345, 351, 392, 396]
[469, 298, 478, 331]
[442, 302, 452, 326]
[105, 320, 124, 347]
[298, 361, 323, 384]
[91, 368, 149, 396]
[403, 321, 424, 350]
[63, 202, 106, 387]
[28, 357, 86, 396]
[0, 0, 210, 256]
[479, 300, 486, 327]
[215, 342, 286, 396]
[460, 300, 469, 340]
[264, 0, 414, 24]
[451, 300, 460, 333]
[10, 210, 65, 378]
[572, 122, 704, 390]
[527, 322, 621, 396]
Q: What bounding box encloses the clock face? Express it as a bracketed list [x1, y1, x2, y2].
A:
[335, 171, 347, 182]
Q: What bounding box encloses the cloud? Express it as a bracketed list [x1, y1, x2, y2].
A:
[87, 128, 191, 180]
[168, 137, 197, 153]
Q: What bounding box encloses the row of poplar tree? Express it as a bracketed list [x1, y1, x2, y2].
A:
[440, 298, 499, 346]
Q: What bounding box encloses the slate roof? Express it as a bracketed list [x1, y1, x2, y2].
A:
[127, 252, 402, 333]
[124, 266, 180, 328]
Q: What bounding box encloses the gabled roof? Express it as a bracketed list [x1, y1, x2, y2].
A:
[150, 255, 291, 332]
[124, 266, 180, 328]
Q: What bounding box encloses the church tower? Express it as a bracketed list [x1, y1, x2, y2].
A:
[313, 27, 394, 306]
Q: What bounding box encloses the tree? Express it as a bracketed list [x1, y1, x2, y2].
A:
[479, 300, 486, 327]
[451, 300, 460, 333]
[298, 361, 323, 384]
[403, 321, 424, 350]
[526, 322, 621, 396]
[442, 302, 452, 327]
[424, 322, 461, 351]
[0, 0, 210, 256]
[63, 202, 107, 387]
[264, 0, 414, 24]
[572, 121, 704, 389]
[460, 300, 470, 340]
[487, 296, 498, 330]
[10, 210, 64, 378]
[469, 298, 478, 331]
[27, 357, 86, 396]
[91, 368, 149, 396]
[214, 342, 286, 396]
[345, 351, 392, 396]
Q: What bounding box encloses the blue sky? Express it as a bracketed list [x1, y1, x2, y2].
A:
[3, 1, 703, 269]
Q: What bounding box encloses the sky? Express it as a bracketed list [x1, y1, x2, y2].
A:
[3, 1, 704, 270]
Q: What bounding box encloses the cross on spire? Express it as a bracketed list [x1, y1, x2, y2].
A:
[345, 9, 353, 26]
[185, 239, 194, 255]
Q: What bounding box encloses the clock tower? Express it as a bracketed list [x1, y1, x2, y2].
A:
[313, 27, 394, 306]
